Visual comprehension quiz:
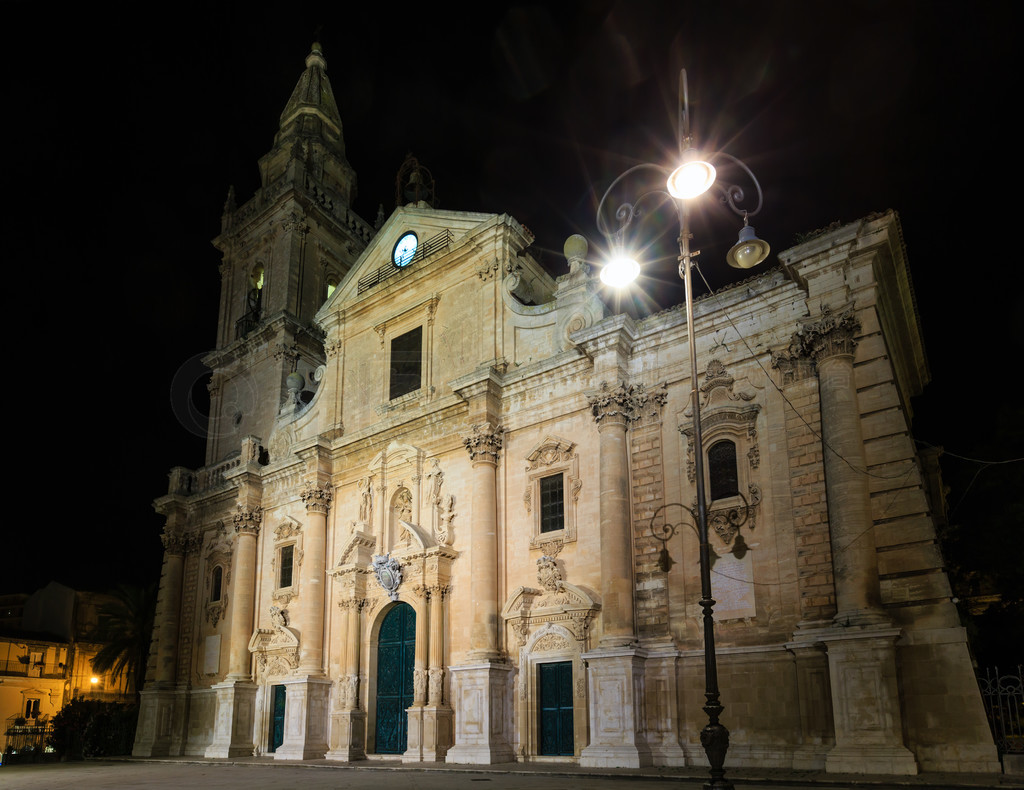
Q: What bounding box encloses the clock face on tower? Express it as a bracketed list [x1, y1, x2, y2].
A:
[393, 232, 418, 267]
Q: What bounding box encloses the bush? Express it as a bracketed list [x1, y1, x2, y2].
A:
[48, 699, 139, 760]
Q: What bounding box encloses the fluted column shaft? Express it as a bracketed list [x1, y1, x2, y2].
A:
[227, 506, 261, 679]
[299, 482, 332, 673]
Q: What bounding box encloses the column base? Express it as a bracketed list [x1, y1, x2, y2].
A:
[821, 625, 918, 776]
[204, 681, 257, 758]
[326, 708, 366, 762]
[445, 662, 515, 764]
[404, 704, 453, 762]
[273, 676, 332, 761]
[826, 745, 918, 775]
[579, 646, 652, 768]
[133, 687, 177, 757]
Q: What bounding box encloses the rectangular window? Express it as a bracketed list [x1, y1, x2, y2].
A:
[389, 326, 423, 400]
[539, 474, 565, 534]
[279, 545, 294, 589]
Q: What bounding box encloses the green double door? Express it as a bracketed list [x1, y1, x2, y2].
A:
[375, 602, 416, 754]
[538, 660, 574, 755]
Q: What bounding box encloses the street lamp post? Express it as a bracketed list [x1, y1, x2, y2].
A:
[596, 69, 770, 790]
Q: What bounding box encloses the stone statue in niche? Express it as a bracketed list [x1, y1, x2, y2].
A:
[358, 477, 372, 523]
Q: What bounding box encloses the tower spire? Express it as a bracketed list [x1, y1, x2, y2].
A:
[257, 41, 357, 206]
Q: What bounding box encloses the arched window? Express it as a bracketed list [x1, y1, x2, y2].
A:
[210, 566, 223, 602]
[248, 264, 265, 312]
[708, 439, 739, 501]
[325, 272, 339, 301]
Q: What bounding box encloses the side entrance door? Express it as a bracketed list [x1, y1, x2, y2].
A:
[375, 602, 415, 754]
[538, 660, 574, 755]
[269, 684, 286, 753]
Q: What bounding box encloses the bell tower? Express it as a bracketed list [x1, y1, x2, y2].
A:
[204, 42, 373, 465]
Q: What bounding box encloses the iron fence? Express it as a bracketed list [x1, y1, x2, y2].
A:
[979, 665, 1023, 755]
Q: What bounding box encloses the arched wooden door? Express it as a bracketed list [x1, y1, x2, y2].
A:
[375, 602, 415, 754]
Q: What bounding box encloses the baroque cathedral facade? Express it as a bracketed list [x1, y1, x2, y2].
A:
[133, 43, 998, 774]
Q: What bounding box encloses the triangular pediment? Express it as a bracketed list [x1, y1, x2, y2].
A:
[317, 206, 496, 317]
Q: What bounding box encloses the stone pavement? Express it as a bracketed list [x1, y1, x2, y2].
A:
[1, 757, 1020, 790]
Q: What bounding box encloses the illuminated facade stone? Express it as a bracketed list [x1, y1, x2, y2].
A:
[133, 43, 998, 775]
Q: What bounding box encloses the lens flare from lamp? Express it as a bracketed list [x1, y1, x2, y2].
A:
[726, 224, 770, 269]
[600, 255, 640, 287]
[666, 157, 716, 199]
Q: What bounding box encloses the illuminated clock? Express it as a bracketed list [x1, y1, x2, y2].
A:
[393, 232, 418, 267]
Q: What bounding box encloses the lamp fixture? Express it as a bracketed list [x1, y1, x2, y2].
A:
[666, 148, 716, 200]
[593, 67, 771, 790]
[726, 217, 770, 269]
[600, 254, 641, 287]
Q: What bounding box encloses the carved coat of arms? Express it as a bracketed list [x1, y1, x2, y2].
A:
[372, 553, 403, 601]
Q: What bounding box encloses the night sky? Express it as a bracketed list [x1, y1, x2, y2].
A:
[5, 2, 1020, 596]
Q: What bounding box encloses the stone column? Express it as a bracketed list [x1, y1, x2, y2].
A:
[133, 529, 187, 757]
[326, 598, 366, 761]
[792, 306, 916, 775]
[427, 587, 446, 706]
[406, 586, 453, 762]
[205, 504, 261, 758]
[579, 381, 651, 769]
[227, 506, 261, 678]
[275, 481, 332, 761]
[446, 422, 514, 764]
[297, 481, 331, 672]
[588, 381, 637, 646]
[464, 422, 502, 659]
[801, 308, 883, 624]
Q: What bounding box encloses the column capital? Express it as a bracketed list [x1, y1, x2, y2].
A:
[300, 480, 333, 514]
[160, 530, 189, 556]
[463, 422, 504, 464]
[794, 304, 861, 363]
[587, 380, 665, 427]
[233, 503, 263, 536]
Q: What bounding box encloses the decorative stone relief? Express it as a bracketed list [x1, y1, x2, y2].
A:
[587, 380, 667, 425]
[372, 553, 403, 601]
[233, 504, 263, 537]
[275, 517, 302, 542]
[248, 605, 300, 679]
[301, 480, 333, 514]
[463, 422, 504, 463]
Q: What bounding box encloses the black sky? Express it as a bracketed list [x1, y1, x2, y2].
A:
[5, 1, 1021, 595]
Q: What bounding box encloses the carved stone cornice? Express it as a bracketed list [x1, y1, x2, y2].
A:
[463, 422, 504, 464]
[300, 480, 333, 514]
[234, 503, 263, 537]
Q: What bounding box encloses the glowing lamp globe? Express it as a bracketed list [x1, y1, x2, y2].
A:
[666, 151, 716, 199]
[600, 255, 640, 287]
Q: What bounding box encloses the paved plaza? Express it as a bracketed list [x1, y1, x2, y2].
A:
[0, 759, 1019, 790]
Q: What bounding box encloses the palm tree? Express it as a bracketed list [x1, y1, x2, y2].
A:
[89, 583, 157, 701]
